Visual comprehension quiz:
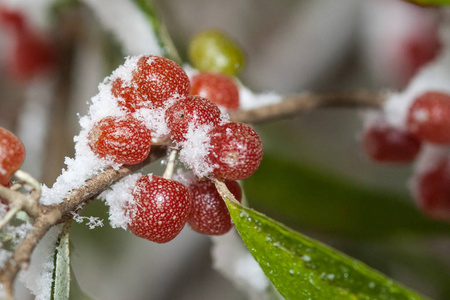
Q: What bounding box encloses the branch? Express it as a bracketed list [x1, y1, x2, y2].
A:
[0, 91, 385, 298]
[229, 91, 386, 124]
[0, 146, 166, 296]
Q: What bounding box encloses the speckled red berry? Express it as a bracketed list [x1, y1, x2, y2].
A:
[128, 175, 192, 243]
[0, 128, 25, 186]
[362, 125, 421, 163]
[88, 115, 151, 164]
[208, 122, 263, 180]
[165, 95, 222, 142]
[407, 91, 450, 144]
[190, 72, 240, 111]
[188, 179, 241, 235]
[415, 158, 450, 221]
[132, 55, 190, 108]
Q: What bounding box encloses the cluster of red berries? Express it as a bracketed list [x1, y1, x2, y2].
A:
[0, 127, 25, 206]
[362, 91, 450, 221]
[0, 6, 55, 80]
[87, 55, 262, 242]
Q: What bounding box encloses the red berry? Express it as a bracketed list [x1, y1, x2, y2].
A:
[407, 91, 450, 144]
[88, 115, 151, 165]
[188, 179, 241, 235]
[190, 72, 240, 111]
[0, 6, 25, 32]
[208, 122, 263, 180]
[111, 78, 141, 113]
[165, 95, 222, 142]
[9, 31, 56, 80]
[0, 128, 25, 186]
[416, 158, 450, 221]
[362, 125, 421, 163]
[128, 175, 192, 243]
[132, 55, 190, 108]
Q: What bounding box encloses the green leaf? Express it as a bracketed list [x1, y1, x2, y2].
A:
[223, 195, 429, 300]
[402, 0, 450, 6]
[52, 221, 72, 300]
[132, 0, 182, 63]
[244, 155, 450, 239]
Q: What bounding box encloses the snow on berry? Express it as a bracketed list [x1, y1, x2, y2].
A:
[190, 72, 240, 111]
[207, 122, 263, 180]
[100, 173, 142, 229]
[188, 178, 242, 235]
[407, 91, 450, 144]
[128, 174, 191, 243]
[165, 95, 222, 142]
[0, 127, 25, 185]
[88, 115, 152, 165]
[132, 55, 190, 108]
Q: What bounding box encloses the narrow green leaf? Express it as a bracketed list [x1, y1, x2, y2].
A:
[132, 0, 182, 63]
[245, 155, 450, 239]
[223, 194, 428, 299]
[52, 221, 72, 300]
[403, 0, 450, 6]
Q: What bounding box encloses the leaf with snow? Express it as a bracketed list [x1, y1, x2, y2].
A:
[223, 195, 429, 299]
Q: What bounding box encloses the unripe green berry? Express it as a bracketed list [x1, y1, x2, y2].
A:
[188, 30, 245, 76]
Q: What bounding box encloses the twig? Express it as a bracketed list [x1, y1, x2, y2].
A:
[229, 91, 386, 124]
[0, 91, 386, 298]
[0, 146, 166, 295]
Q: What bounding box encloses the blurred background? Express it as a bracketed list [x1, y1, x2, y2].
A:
[0, 0, 449, 299]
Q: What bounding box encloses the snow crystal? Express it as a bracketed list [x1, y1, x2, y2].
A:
[19, 224, 63, 300]
[178, 124, 215, 178]
[100, 173, 142, 230]
[81, 0, 162, 56]
[71, 209, 104, 230]
[211, 230, 269, 300]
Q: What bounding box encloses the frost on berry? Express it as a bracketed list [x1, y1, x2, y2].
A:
[190, 72, 240, 111]
[0, 127, 25, 185]
[111, 78, 141, 113]
[407, 91, 450, 144]
[132, 55, 190, 108]
[362, 124, 421, 164]
[208, 122, 263, 180]
[128, 175, 192, 243]
[165, 95, 222, 142]
[188, 179, 241, 235]
[88, 115, 151, 165]
[414, 157, 450, 221]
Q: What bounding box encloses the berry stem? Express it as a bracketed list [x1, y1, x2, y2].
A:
[0, 203, 21, 231]
[162, 149, 178, 180]
[214, 179, 240, 205]
[14, 170, 41, 198]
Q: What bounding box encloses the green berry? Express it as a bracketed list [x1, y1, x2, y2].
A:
[188, 30, 245, 76]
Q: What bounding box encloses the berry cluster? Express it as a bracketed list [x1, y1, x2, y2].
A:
[362, 91, 450, 221]
[88, 55, 261, 243]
